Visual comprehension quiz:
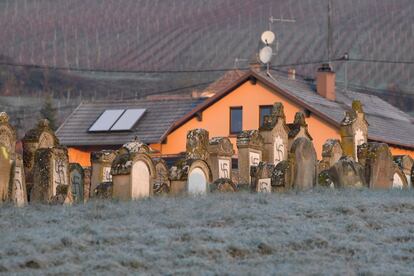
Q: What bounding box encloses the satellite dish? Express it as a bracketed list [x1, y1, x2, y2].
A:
[261, 30, 275, 45]
[259, 46, 273, 64]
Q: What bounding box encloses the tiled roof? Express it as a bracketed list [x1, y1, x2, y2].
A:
[56, 98, 204, 146]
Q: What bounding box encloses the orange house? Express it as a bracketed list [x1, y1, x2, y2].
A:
[57, 67, 414, 166]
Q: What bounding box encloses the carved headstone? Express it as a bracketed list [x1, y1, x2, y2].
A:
[186, 129, 209, 160]
[287, 112, 312, 150]
[83, 167, 91, 202]
[272, 161, 292, 192]
[392, 166, 408, 189]
[111, 143, 155, 200]
[169, 159, 189, 195]
[210, 178, 237, 192]
[289, 137, 317, 190]
[237, 130, 264, 185]
[153, 158, 170, 194]
[340, 100, 368, 161]
[22, 119, 58, 199]
[208, 137, 234, 182]
[259, 103, 289, 165]
[393, 155, 413, 187]
[318, 156, 366, 188]
[318, 139, 343, 173]
[90, 150, 117, 196]
[31, 147, 72, 204]
[187, 160, 212, 195]
[10, 154, 28, 207]
[0, 112, 16, 202]
[357, 142, 394, 189]
[70, 163, 84, 203]
[250, 162, 275, 193]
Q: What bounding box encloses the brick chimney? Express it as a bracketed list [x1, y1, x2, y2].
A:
[288, 68, 296, 80]
[316, 63, 336, 101]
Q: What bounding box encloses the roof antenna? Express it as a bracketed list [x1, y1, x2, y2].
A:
[343, 52, 349, 92]
[234, 58, 249, 69]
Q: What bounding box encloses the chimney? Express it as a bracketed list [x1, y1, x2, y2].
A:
[316, 63, 336, 101]
[288, 68, 296, 80]
[249, 61, 262, 72]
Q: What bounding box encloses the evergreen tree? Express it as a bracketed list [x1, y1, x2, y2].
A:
[40, 95, 57, 130]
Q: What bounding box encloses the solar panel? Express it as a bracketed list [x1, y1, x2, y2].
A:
[89, 109, 125, 132]
[110, 109, 146, 131]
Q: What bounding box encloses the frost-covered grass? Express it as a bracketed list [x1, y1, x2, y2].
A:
[1, 189, 414, 275]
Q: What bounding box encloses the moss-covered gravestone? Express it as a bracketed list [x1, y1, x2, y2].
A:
[10, 154, 28, 207]
[357, 142, 395, 189]
[31, 146, 72, 203]
[22, 119, 58, 199]
[111, 142, 155, 200]
[0, 112, 16, 202]
[318, 139, 343, 173]
[90, 150, 116, 196]
[318, 156, 366, 188]
[259, 103, 289, 166]
[207, 137, 234, 182]
[169, 159, 189, 195]
[237, 130, 264, 185]
[392, 166, 408, 189]
[340, 100, 368, 161]
[250, 162, 274, 193]
[287, 112, 312, 151]
[393, 155, 413, 187]
[289, 137, 317, 190]
[83, 167, 91, 202]
[70, 163, 84, 203]
[152, 158, 170, 194]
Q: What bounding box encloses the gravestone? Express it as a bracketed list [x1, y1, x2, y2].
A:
[90, 150, 117, 196]
[287, 112, 312, 150]
[250, 162, 274, 193]
[153, 158, 170, 194]
[237, 130, 264, 185]
[187, 160, 212, 195]
[10, 154, 28, 207]
[272, 161, 292, 192]
[111, 143, 155, 200]
[83, 167, 91, 202]
[169, 159, 189, 195]
[318, 139, 343, 173]
[318, 156, 366, 188]
[259, 103, 289, 165]
[70, 163, 84, 203]
[393, 155, 413, 187]
[392, 166, 408, 189]
[288, 137, 317, 190]
[22, 119, 58, 199]
[340, 100, 368, 161]
[210, 178, 237, 192]
[357, 142, 394, 189]
[186, 129, 210, 160]
[31, 147, 72, 203]
[0, 112, 16, 202]
[207, 137, 234, 181]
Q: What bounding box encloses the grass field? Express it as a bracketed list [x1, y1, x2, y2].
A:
[1, 189, 414, 275]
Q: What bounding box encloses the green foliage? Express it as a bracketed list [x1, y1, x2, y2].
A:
[39, 95, 57, 130]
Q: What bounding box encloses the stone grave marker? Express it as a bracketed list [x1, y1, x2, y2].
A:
[83, 167, 91, 202]
[237, 130, 264, 185]
[70, 163, 84, 203]
[187, 160, 212, 195]
[207, 137, 234, 181]
[318, 139, 343, 173]
[0, 112, 16, 202]
[250, 162, 274, 193]
[210, 178, 237, 192]
[186, 129, 210, 160]
[11, 154, 28, 207]
[90, 150, 117, 196]
[393, 155, 413, 187]
[169, 159, 189, 195]
[153, 158, 170, 194]
[288, 137, 317, 190]
[31, 147, 72, 203]
[287, 112, 312, 150]
[318, 156, 366, 188]
[357, 142, 394, 189]
[340, 100, 368, 161]
[22, 119, 58, 199]
[259, 103, 289, 166]
[392, 166, 408, 189]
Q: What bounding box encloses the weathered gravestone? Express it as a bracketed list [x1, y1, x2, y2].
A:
[90, 150, 116, 196]
[207, 137, 234, 181]
[393, 155, 413, 187]
[287, 112, 312, 150]
[210, 178, 237, 192]
[83, 167, 91, 202]
[357, 142, 395, 189]
[237, 130, 264, 185]
[70, 163, 84, 203]
[340, 100, 368, 161]
[187, 160, 212, 194]
[153, 158, 170, 194]
[250, 162, 274, 193]
[22, 119, 58, 199]
[318, 139, 343, 173]
[10, 154, 28, 206]
[0, 112, 16, 202]
[288, 137, 317, 190]
[318, 156, 366, 188]
[392, 166, 408, 189]
[259, 103, 289, 165]
[31, 146, 72, 204]
[169, 159, 189, 195]
[111, 142, 155, 200]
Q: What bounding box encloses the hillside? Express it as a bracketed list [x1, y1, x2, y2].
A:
[1, 189, 414, 274]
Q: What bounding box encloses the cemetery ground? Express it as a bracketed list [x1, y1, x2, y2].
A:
[1, 189, 414, 275]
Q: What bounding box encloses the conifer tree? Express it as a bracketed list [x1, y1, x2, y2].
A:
[40, 95, 57, 130]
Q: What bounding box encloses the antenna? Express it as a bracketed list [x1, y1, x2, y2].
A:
[327, 0, 333, 64]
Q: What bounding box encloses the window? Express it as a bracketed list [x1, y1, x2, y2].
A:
[259, 105, 273, 127]
[230, 107, 243, 134]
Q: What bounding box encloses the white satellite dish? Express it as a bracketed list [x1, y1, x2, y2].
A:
[261, 30, 275, 45]
[259, 46, 273, 64]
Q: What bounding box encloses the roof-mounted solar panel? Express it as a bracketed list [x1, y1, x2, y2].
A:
[89, 109, 125, 132]
[110, 109, 146, 131]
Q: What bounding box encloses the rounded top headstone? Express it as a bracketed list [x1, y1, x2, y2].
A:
[0, 112, 9, 123]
